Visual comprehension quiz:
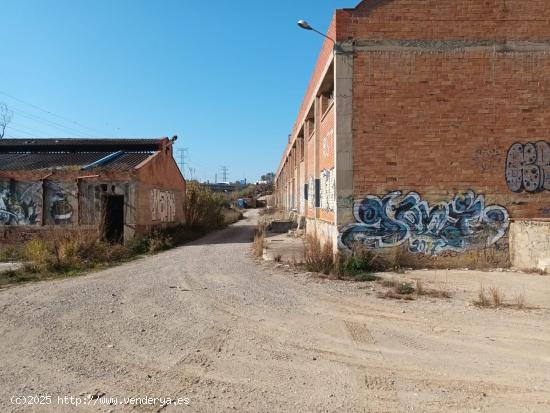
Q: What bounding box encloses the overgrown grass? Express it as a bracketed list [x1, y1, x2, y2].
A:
[0, 229, 134, 288]
[0, 184, 243, 288]
[252, 223, 266, 258]
[303, 232, 334, 275]
[0, 244, 24, 262]
[335, 245, 384, 281]
[473, 284, 531, 309]
[222, 208, 243, 226]
[184, 181, 226, 230]
[378, 278, 416, 300]
[377, 277, 452, 301]
[300, 237, 407, 281]
[415, 279, 452, 299]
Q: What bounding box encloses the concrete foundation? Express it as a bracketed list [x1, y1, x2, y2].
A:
[510, 220, 550, 272]
[305, 218, 339, 253]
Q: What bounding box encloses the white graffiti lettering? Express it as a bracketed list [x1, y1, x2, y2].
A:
[150, 189, 176, 223]
[320, 168, 335, 211]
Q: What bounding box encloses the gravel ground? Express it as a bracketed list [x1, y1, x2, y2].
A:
[0, 210, 549, 412]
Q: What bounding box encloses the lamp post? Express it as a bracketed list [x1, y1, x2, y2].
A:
[297, 19, 341, 51]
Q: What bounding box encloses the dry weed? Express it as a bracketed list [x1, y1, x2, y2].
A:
[415, 279, 452, 299]
[252, 224, 266, 258]
[474, 284, 530, 309]
[303, 232, 334, 275]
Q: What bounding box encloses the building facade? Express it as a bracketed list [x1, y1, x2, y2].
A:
[274, 0, 550, 269]
[0, 137, 186, 243]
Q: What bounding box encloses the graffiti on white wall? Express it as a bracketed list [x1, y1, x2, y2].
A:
[308, 176, 315, 208]
[150, 189, 176, 222]
[319, 168, 335, 211]
[506, 141, 550, 193]
[339, 190, 509, 256]
[0, 182, 42, 225]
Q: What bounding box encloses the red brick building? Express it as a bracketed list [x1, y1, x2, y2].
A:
[275, 0, 550, 269]
[0, 137, 186, 243]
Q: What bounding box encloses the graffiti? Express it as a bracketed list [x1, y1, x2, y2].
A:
[46, 182, 74, 224]
[506, 141, 550, 193]
[472, 146, 500, 173]
[307, 176, 315, 208]
[150, 189, 176, 222]
[0, 182, 42, 225]
[322, 128, 333, 159]
[338, 191, 509, 256]
[319, 168, 335, 211]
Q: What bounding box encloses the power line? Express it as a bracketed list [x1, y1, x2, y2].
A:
[9, 120, 87, 140]
[6, 125, 48, 139]
[0, 89, 114, 136]
[9, 105, 96, 138]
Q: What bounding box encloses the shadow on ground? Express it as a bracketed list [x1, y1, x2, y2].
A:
[188, 223, 256, 246]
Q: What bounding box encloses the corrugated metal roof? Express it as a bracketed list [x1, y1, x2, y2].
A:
[101, 152, 153, 171]
[0, 151, 153, 171]
[0, 138, 165, 153]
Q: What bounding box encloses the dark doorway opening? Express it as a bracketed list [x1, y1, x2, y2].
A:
[103, 195, 124, 243]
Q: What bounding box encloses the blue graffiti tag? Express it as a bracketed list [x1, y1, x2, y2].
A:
[338, 191, 509, 256]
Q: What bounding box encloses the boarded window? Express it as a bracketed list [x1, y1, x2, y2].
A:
[315, 179, 320, 208]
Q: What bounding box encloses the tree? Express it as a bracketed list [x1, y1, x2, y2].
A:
[0, 102, 13, 139]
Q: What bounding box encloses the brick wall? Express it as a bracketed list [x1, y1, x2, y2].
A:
[318, 102, 335, 223]
[0, 146, 186, 241]
[337, 0, 550, 265]
[135, 145, 186, 231]
[352, 51, 550, 219]
[306, 129, 315, 218]
[337, 0, 550, 41]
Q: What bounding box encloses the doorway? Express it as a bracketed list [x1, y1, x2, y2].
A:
[103, 195, 124, 243]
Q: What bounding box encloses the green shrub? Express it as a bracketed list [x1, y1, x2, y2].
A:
[125, 236, 149, 255]
[20, 229, 133, 274]
[395, 281, 415, 295]
[341, 245, 380, 276]
[147, 230, 173, 253]
[23, 239, 51, 270]
[0, 245, 24, 262]
[184, 182, 225, 230]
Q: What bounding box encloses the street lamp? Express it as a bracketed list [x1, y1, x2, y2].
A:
[297, 19, 337, 45]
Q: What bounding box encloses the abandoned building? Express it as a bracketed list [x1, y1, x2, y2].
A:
[274, 0, 550, 270]
[0, 137, 186, 243]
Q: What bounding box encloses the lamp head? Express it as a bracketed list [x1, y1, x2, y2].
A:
[297, 20, 313, 30]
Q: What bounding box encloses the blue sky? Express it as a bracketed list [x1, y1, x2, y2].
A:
[0, 0, 353, 182]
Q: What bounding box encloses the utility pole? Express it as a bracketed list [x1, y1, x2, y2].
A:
[220, 165, 229, 183]
[177, 148, 188, 177]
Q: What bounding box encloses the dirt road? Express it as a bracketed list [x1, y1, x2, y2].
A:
[1, 210, 549, 412]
